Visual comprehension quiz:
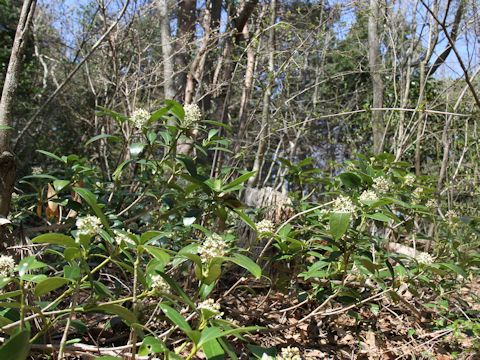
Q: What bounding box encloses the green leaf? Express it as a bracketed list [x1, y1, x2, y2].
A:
[159, 304, 192, 333]
[150, 106, 170, 123]
[156, 272, 196, 309]
[34, 277, 71, 297]
[73, 187, 110, 231]
[53, 179, 70, 192]
[234, 209, 255, 229]
[96, 106, 129, 123]
[112, 160, 132, 181]
[130, 143, 146, 157]
[0, 329, 30, 360]
[0, 125, 12, 131]
[223, 171, 256, 190]
[338, 172, 362, 188]
[439, 263, 467, 278]
[17, 256, 47, 276]
[365, 213, 392, 222]
[198, 327, 223, 347]
[144, 246, 171, 267]
[85, 134, 120, 146]
[32, 233, 77, 247]
[165, 100, 185, 119]
[202, 338, 225, 359]
[91, 304, 137, 325]
[36, 149, 66, 164]
[228, 254, 261, 279]
[329, 212, 350, 240]
[138, 336, 166, 355]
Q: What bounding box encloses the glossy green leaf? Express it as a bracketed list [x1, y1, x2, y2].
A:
[223, 171, 256, 190]
[32, 233, 77, 247]
[144, 246, 171, 266]
[85, 134, 120, 146]
[73, 188, 110, 231]
[159, 304, 192, 333]
[0, 329, 31, 360]
[138, 336, 166, 355]
[34, 277, 71, 297]
[329, 212, 350, 240]
[36, 149, 66, 164]
[228, 254, 261, 279]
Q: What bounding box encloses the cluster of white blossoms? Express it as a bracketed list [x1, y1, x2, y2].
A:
[256, 219, 275, 234]
[198, 233, 227, 264]
[426, 199, 438, 209]
[76, 215, 102, 236]
[0, 255, 15, 278]
[130, 108, 150, 129]
[31, 166, 42, 175]
[404, 174, 416, 187]
[332, 195, 356, 214]
[413, 187, 423, 199]
[150, 274, 170, 294]
[373, 177, 391, 193]
[183, 103, 202, 126]
[114, 229, 136, 246]
[276, 346, 302, 360]
[416, 252, 434, 265]
[445, 210, 458, 227]
[359, 190, 378, 203]
[197, 298, 223, 318]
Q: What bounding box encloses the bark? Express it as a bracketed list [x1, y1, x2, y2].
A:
[247, 0, 276, 187]
[368, 0, 384, 154]
[0, 0, 37, 217]
[176, 0, 197, 99]
[157, 0, 175, 100]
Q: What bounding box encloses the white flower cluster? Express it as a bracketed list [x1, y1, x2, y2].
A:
[276, 346, 302, 360]
[359, 190, 378, 203]
[198, 298, 223, 318]
[183, 103, 202, 126]
[413, 187, 423, 199]
[332, 195, 356, 214]
[150, 274, 170, 294]
[0, 255, 15, 278]
[404, 174, 415, 187]
[445, 210, 458, 227]
[31, 166, 42, 175]
[417, 252, 434, 265]
[426, 199, 438, 209]
[256, 219, 275, 234]
[76, 215, 102, 236]
[131, 108, 150, 129]
[198, 233, 227, 264]
[373, 177, 391, 193]
[114, 229, 135, 246]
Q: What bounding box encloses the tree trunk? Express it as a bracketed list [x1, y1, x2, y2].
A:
[368, 0, 384, 154]
[247, 0, 276, 187]
[176, 0, 197, 100]
[157, 0, 175, 100]
[0, 0, 36, 217]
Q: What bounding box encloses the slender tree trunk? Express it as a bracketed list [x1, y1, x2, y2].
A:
[176, 0, 197, 100]
[248, 0, 276, 187]
[158, 0, 175, 100]
[0, 0, 36, 217]
[368, 0, 384, 154]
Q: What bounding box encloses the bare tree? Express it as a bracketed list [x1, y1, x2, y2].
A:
[368, 0, 385, 154]
[0, 0, 37, 217]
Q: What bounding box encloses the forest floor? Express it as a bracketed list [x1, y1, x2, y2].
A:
[38, 277, 480, 360]
[208, 277, 480, 359]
